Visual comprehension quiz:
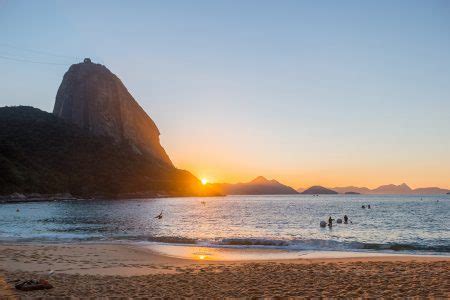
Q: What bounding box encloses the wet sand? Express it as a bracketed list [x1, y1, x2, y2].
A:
[0, 243, 449, 298]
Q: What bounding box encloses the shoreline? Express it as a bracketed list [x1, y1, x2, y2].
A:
[1, 242, 449, 298]
[1, 192, 448, 204]
[0, 193, 226, 204]
[1, 238, 449, 257]
[1, 241, 449, 274]
[140, 242, 450, 261]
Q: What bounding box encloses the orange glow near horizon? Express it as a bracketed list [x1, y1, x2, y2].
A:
[163, 129, 450, 190]
[181, 164, 450, 190]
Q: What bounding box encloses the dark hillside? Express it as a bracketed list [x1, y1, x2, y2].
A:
[0, 106, 213, 197]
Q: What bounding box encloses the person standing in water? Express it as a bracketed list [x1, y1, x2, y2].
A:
[328, 216, 334, 227]
[344, 215, 348, 224]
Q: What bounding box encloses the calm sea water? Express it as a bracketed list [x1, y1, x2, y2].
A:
[1, 195, 449, 254]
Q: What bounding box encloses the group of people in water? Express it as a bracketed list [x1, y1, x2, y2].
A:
[327, 215, 350, 227]
[320, 215, 350, 228]
[321, 204, 373, 228]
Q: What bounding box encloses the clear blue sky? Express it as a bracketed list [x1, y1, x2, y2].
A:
[1, 0, 449, 188]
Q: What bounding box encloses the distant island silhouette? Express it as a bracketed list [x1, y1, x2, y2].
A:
[301, 186, 338, 195]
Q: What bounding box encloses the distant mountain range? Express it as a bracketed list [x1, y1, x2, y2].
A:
[211, 178, 450, 196]
[210, 176, 298, 195]
[331, 183, 450, 195]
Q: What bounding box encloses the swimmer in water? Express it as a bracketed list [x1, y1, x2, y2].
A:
[328, 216, 334, 227]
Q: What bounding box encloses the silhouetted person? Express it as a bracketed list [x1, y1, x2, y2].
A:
[155, 211, 163, 219]
[344, 215, 348, 224]
[328, 216, 334, 227]
[368, 204, 371, 209]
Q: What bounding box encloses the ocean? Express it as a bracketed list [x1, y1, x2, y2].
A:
[1, 195, 449, 255]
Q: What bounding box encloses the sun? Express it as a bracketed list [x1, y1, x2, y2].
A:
[201, 178, 208, 185]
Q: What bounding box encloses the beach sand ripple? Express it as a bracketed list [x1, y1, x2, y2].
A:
[1, 261, 449, 298]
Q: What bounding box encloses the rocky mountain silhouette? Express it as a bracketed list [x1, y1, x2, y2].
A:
[301, 186, 338, 195]
[54, 58, 172, 165]
[371, 183, 412, 194]
[211, 176, 298, 195]
[0, 59, 220, 198]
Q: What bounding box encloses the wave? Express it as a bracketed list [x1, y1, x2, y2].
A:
[187, 237, 450, 253]
[219, 238, 290, 246]
[138, 236, 450, 253]
[2, 233, 449, 254]
[141, 236, 198, 244]
[359, 242, 450, 252]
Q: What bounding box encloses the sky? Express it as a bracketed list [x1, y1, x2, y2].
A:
[1, 0, 450, 189]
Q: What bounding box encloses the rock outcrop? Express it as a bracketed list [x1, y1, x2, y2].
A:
[53, 59, 172, 166]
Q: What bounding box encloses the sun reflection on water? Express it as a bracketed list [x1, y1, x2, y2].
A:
[148, 244, 302, 261]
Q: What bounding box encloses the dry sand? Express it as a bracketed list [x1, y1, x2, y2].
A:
[0, 243, 449, 298]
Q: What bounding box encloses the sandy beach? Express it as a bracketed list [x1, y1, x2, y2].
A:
[0, 243, 449, 298]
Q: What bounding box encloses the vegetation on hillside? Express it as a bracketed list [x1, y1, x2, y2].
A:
[0, 106, 214, 197]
